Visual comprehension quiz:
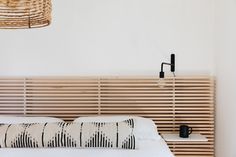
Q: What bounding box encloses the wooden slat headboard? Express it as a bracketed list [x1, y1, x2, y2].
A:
[0, 76, 215, 157]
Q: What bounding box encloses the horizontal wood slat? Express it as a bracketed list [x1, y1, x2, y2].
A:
[0, 76, 215, 157]
[0, 78, 25, 115]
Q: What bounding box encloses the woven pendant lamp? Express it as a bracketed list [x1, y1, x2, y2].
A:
[0, 0, 51, 29]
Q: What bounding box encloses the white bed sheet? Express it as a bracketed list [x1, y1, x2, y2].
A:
[0, 138, 174, 157]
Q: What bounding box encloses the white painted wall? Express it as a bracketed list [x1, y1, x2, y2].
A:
[6, 0, 236, 156]
[0, 0, 215, 76]
[215, 0, 236, 156]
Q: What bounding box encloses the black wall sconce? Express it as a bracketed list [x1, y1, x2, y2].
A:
[159, 54, 175, 78]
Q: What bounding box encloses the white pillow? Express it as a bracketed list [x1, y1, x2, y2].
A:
[74, 116, 161, 141]
[0, 116, 64, 124]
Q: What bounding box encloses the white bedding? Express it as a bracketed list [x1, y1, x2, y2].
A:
[0, 138, 174, 157]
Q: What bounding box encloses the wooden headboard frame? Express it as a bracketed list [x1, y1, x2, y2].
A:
[0, 76, 214, 156]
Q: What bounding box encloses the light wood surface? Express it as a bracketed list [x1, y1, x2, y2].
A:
[0, 76, 215, 157]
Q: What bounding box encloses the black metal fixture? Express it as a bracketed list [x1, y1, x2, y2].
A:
[159, 54, 175, 78]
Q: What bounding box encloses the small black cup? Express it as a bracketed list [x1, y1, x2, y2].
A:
[179, 125, 192, 138]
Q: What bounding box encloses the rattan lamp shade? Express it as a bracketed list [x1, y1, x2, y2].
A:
[0, 0, 51, 29]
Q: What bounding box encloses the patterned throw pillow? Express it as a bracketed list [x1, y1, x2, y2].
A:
[0, 119, 136, 149]
[81, 119, 135, 149]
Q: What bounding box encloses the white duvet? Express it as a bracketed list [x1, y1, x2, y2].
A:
[0, 138, 174, 157]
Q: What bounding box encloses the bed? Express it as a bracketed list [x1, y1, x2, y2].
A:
[0, 139, 174, 157]
[0, 116, 174, 157]
[0, 76, 215, 157]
